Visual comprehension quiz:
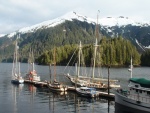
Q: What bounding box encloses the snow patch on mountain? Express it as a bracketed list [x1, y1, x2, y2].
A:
[7, 32, 16, 38]
[135, 39, 146, 51]
[0, 34, 6, 38]
[145, 45, 150, 49]
[100, 16, 142, 27]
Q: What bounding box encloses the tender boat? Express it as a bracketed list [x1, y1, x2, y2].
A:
[76, 87, 99, 98]
[115, 77, 150, 113]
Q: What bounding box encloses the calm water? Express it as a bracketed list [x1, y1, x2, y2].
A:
[0, 63, 149, 113]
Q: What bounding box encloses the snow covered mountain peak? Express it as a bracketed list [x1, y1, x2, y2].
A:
[5, 11, 150, 38]
[16, 11, 95, 35]
[100, 16, 137, 26]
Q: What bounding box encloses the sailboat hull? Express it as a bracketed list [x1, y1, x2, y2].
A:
[11, 79, 24, 84]
[47, 83, 67, 92]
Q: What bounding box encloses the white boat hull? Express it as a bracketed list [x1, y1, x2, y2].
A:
[115, 91, 150, 112]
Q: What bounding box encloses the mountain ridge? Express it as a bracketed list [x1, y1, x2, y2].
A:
[1, 11, 150, 38]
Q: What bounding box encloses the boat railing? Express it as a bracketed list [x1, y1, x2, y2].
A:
[117, 89, 150, 104]
[128, 94, 150, 104]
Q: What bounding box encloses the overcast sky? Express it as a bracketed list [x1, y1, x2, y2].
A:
[0, 0, 150, 34]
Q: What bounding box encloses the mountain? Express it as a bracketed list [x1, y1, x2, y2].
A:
[0, 11, 150, 62]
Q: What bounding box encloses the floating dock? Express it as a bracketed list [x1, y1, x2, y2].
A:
[67, 86, 114, 99]
[24, 80, 114, 99]
[24, 80, 48, 87]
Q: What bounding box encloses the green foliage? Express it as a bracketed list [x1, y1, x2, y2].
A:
[38, 37, 141, 66]
[141, 50, 150, 66]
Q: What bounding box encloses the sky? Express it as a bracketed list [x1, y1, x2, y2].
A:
[0, 0, 150, 34]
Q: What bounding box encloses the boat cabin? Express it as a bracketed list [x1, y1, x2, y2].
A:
[128, 78, 150, 103]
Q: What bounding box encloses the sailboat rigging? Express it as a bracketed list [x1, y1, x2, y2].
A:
[47, 47, 67, 92]
[25, 49, 40, 81]
[11, 36, 24, 84]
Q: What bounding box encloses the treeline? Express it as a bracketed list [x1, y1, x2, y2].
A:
[37, 37, 141, 66]
[141, 50, 150, 66]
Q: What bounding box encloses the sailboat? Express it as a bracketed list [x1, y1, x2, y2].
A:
[66, 36, 120, 89]
[11, 38, 24, 84]
[47, 48, 67, 92]
[25, 49, 40, 81]
[66, 39, 109, 90]
[65, 11, 120, 89]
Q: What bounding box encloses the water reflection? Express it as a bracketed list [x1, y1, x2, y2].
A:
[10, 82, 115, 113]
[47, 90, 114, 113]
[11, 84, 24, 113]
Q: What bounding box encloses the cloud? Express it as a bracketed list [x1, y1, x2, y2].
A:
[0, 0, 150, 34]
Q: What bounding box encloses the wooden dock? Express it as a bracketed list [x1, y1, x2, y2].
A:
[98, 91, 114, 98]
[67, 86, 114, 99]
[24, 80, 114, 99]
[24, 80, 48, 87]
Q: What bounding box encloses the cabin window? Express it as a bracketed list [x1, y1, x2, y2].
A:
[147, 91, 150, 95]
[139, 90, 142, 93]
[136, 89, 138, 93]
[135, 85, 138, 87]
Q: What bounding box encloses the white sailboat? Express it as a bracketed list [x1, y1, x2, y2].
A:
[11, 38, 24, 84]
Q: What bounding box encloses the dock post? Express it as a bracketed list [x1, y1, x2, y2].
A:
[108, 65, 110, 95]
[49, 64, 52, 83]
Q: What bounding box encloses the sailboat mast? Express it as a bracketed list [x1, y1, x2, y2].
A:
[53, 47, 56, 81]
[92, 38, 98, 79]
[77, 41, 82, 78]
[92, 10, 100, 80]
[18, 62, 20, 77]
[32, 50, 34, 71]
[15, 38, 18, 76]
[130, 57, 133, 78]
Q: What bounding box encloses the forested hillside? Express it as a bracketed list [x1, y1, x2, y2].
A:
[0, 19, 149, 66]
[37, 37, 140, 66]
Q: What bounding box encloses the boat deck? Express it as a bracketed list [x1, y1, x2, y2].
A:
[67, 86, 114, 98]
